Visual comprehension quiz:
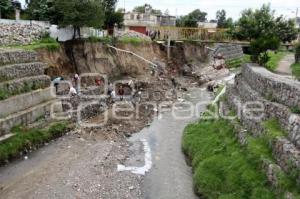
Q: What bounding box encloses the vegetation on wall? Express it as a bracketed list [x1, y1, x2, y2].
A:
[225, 55, 251, 68]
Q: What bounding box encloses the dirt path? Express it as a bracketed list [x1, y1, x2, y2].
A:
[0, 132, 143, 199]
[276, 53, 294, 75]
[126, 88, 212, 199]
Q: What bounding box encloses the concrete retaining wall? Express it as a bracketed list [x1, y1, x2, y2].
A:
[0, 87, 54, 118]
[0, 100, 60, 135]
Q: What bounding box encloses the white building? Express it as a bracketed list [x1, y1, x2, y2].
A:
[197, 22, 218, 29]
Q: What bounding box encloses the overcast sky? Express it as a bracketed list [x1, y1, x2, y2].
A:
[19, 0, 299, 20]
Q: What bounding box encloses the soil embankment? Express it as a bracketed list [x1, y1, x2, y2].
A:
[37, 41, 210, 79]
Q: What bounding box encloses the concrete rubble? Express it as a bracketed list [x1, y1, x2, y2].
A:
[115, 30, 151, 41]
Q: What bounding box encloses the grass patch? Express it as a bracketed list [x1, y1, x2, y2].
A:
[265, 51, 289, 71]
[225, 54, 251, 68]
[2, 37, 60, 52]
[0, 122, 68, 164]
[290, 106, 300, 114]
[263, 118, 286, 139]
[87, 36, 113, 44]
[291, 62, 300, 81]
[214, 84, 225, 96]
[182, 117, 299, 198]
[0, 89, 8, 100]
[118, 36, 150, 45]
[0, 81, 46, 101]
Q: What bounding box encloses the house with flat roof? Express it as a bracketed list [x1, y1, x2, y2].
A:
[123, 12, 176, 34]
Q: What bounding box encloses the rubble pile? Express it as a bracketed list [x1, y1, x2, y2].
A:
[0, 23, 46, 45]
[116, 30, 151, 41]
[195, 66, 230, 84]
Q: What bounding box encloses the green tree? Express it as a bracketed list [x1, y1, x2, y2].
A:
[250, 35, 280, 66]
[54, 0, 104, 39]
[274, 16, 298, 43]
[25, 0, 50, 21]
[0, 0, 14, 19]
[176, 9, 207, 27]
[233, 4, 297, 43]
[216, 9, 226, 28]
[133, 4, 162, 15]
[103, 0, 123, 28]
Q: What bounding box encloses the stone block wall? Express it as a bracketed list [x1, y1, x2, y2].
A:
[0, 23, 46, 46]
[233, 74, 300, 148]
[242, 63, 300, 109]
[0, 49, 60, 135]
[0, 62, 47, 81]
[225, 63, 300, 182]
[0, 50, 38, 65]
[213, 44, 244, 60]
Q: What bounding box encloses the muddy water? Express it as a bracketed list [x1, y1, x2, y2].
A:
[129, 88, 213, 199]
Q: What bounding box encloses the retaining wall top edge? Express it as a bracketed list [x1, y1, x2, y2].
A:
[243, 63, 300, 88]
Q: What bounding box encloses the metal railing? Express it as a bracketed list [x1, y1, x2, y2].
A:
[148, 26, 230, 41]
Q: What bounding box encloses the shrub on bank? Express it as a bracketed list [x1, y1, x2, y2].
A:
[291, 62, 300, 81]
[225, 55, 251, 68]
[249, 36, 280, 67]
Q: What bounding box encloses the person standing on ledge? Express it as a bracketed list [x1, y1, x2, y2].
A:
[53, 76, 64, 94]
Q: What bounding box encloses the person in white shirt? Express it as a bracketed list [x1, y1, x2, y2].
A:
[69, 86, 77, 96]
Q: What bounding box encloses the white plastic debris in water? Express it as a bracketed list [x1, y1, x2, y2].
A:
[24, 156, 28, 160]
[117, 139, 152, 175]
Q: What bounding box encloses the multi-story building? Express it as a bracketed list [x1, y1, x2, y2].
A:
[123, 12, 176, 34]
